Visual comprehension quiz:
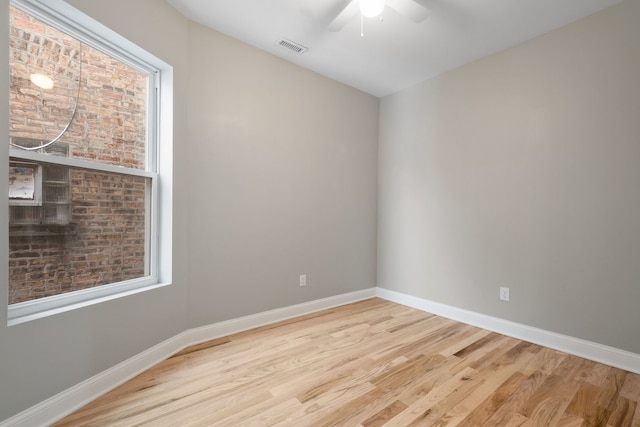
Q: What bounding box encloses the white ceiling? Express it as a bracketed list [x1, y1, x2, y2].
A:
[167, 0, 623, 98]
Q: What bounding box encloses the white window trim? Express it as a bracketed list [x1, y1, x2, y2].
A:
[8, 150, 157, 178]
[7, 0, 173, 326]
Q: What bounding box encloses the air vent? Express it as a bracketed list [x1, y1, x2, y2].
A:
[276, 38, 308, 55]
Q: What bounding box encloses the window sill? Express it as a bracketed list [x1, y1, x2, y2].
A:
[7, 278, 171, 326]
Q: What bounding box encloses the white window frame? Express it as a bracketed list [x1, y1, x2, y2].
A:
[7, 0, 173, 326]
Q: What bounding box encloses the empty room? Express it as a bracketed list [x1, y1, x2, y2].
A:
[1, 0, 639, 425]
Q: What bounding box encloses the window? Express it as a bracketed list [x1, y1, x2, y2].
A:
[7, 0, 172, 325]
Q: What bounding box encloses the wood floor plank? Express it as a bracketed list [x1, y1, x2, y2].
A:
[361, 400, 408, 427]
[315, 356, 454, 427]
[557, 413, 586, 427]
[381, 366, 479, 426]
[439, 329, 492, 357]
[518, 373, 581, 426]
[599, 366, 630, 422]
[465, 336, 521, 372]
[53, 298, 640, 426]
[565, 381, 608, 426]
[606, 395, 637, 427]
[457, 371, 529, 427]
[439, 348, 536, 426]
[523, 347, 568, 376]
[480, 370, 551, 426]
[503, 413, 532, 426]
[391, 356, 459, 405]
[311, 388, 400, 427]
[585, 363, 613, 388]
[367, 318, 459, 361]
[622, 374, 640, 402]
[633, 406, 640, 427]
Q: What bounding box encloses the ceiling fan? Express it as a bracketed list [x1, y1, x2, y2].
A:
[328, 0, 429, 32]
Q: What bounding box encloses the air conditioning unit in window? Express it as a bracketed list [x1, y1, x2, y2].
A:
[9, 138, 71, 226]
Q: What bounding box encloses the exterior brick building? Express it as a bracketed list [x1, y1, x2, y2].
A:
[8, 6, 149, 304]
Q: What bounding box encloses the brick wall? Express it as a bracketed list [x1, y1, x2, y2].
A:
[8, 6, 148, 304]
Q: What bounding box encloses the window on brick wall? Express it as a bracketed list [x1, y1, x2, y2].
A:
[7, 0, 173, 325]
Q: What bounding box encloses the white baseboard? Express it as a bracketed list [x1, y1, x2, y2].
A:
[0, 288, 377, 427]
[376, 287, 640, 374]
[184, 288, 377, 346]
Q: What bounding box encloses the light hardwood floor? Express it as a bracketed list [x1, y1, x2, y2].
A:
[55, 298, 640, 426]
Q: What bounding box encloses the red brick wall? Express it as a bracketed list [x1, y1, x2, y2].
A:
[8, 6, 148, 304]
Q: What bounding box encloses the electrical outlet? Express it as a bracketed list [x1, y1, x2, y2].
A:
[499, 287, 510, 301]
[299, 274, 307, 287]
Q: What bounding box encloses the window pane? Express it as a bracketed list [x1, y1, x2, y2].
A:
[9, 167, 149, 304]
[9, 5, 148, 170]
[8, 5, 153, 306]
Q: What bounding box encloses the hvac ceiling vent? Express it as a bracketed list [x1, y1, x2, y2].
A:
[276, 38, 308, 55]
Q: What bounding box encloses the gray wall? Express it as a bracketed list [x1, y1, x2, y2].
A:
[0, 0, 379, 421]
[0, 0, 191, 420]
[378, 0, 640, 353]
[185, 23, 378, 327]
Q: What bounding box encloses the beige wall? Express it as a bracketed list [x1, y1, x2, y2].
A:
[378, 0, 640, 353]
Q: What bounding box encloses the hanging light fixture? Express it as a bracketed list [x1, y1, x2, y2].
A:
[359, 0, 385, 18]
[12, 44, 83, 152]
[30, 73, 54, 90]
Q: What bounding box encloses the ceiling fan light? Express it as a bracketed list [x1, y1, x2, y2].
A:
[359, 0, 385, 18]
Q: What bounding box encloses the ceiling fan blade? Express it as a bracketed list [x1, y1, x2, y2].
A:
[386, 0, 429, 23]
[328, 0, 359, 32]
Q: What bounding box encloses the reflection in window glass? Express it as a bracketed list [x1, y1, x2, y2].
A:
[9, 6, 148, 170]
[9, 168, 148, 304]
[8, 5, 153, 305]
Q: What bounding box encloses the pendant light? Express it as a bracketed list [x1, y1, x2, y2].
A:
[30, 73, 54, 90]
